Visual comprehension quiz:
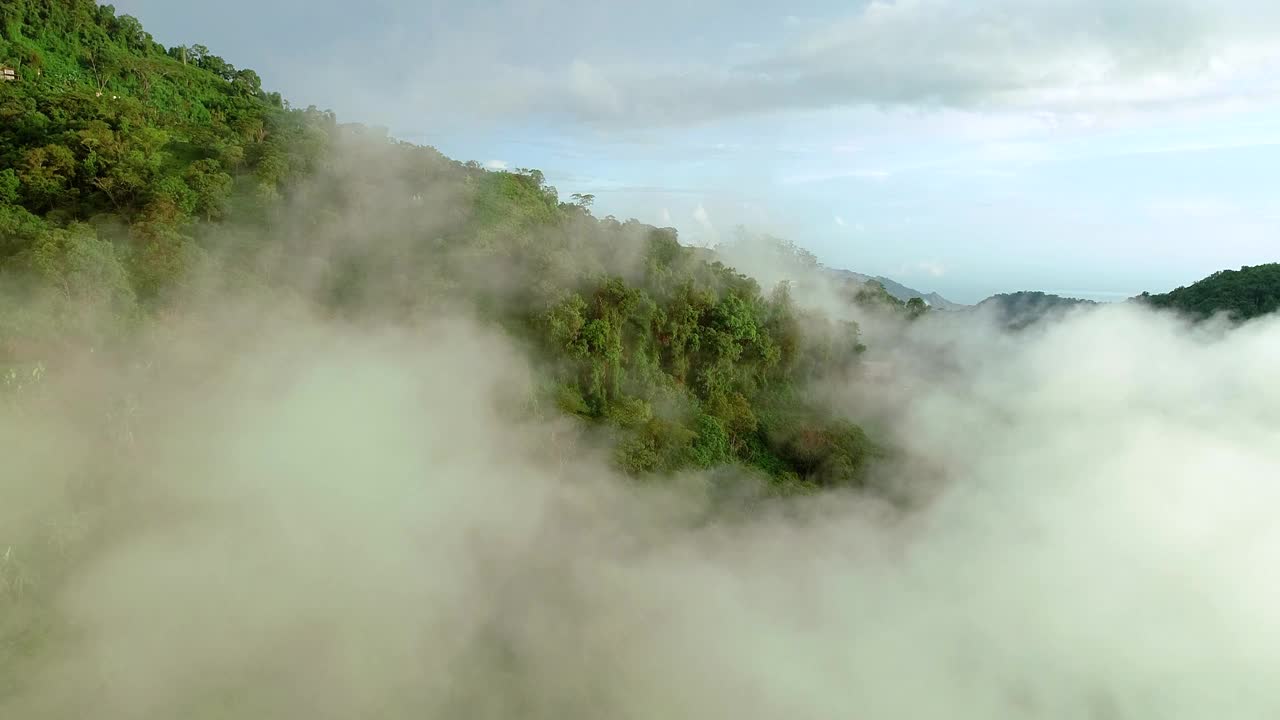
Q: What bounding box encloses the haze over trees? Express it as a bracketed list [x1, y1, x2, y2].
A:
[1, 0, 883, 490]
[3, 0, 1274, 492]
[973, 291, 1099, 331]
[3, 1, 1273, 495]
[5, 3, 1280, 718]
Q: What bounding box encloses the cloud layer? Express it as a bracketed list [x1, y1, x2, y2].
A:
[4, 132, 1280, 712]
[368, 0, 1280, 127]
[5, 278, 1280, 718]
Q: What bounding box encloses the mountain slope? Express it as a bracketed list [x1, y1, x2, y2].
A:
[973, 291, 1098, 330]
[1137, 263, 1280, 321]
[0, 0, 881, 491]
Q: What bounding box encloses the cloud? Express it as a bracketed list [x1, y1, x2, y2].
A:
[834, 215, 847, 227]
[918, 260, 947, 278]
[685, 201, 720, 247]
[891, 259, 948, 281]
[5, 127, 1280, 714]
[130, 0, 1280, 136]
[692, 202, 712, 229]
[490, 0, 1280, 127]
[484, 159, 509, 170]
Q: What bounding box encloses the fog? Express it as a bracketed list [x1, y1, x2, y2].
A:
[3, 133, 1280, 719]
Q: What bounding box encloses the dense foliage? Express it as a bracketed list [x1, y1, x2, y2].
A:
[1, 0, 880, 491]
[1137, 264, 1280, 322]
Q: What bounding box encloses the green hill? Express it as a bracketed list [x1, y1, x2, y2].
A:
[973, 291, 1097, 330]
[0, 0, 881, 491]
[1137, 264, 1280, 322]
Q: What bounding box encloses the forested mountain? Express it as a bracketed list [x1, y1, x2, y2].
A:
[1137, 264, 1280, 322]
[972, 291, 1097, 330]
[0, 0, 886, 491]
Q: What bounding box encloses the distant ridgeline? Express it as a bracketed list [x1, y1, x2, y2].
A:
[827, 268, 963, 311]
[1136, 264, 1280, 322]
[972, 291, 1098, 330]
[0, 0, 893, 492]
[966, 265, 1280, 329]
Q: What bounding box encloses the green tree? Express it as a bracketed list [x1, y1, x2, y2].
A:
[17, 145, 78, 212]
[184, 159, 233, 221]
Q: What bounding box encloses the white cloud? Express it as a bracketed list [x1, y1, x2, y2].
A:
[660, 207, 672, 225]
[222, 0, 1280, 134]
[834, 215, 847, 227]
[684, 202, 720, 247]
[898, 259, 948, 279]
[526, 0, 1280, 127]
[484, 159, 508, 170]
[918, 260, 947, 278]
[692, 202, 712, 230]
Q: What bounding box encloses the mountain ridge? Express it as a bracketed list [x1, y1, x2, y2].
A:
[827, 269, 966, 310]
[1136, 263, 1280, 322]
[0, 0, 884, 492]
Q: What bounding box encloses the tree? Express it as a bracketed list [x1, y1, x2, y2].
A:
[188, 44, 210, 65]
[113, 14, 150, 51]
[3, 223, 137, 344]
[184, 159, 233, 221]
[17, 145, 77, 212]
[232, 68, 261, 96]
[1140, 263, 1280, 322]
[0, 169, 20, 204]
[0, 1, 885, 494]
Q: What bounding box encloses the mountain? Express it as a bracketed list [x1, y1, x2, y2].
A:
[0, 0, 880, 491]
[973, 291, 1098, 330]
[828, 269, 965, 310]
[1136, 263, 1280, 322]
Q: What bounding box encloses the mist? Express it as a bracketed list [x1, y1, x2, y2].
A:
[3, 119, 1280, 720]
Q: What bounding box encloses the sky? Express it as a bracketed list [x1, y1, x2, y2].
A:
[115, 0, 1280, 303]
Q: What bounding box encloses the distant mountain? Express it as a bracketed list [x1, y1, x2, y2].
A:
[973, 291, 1098, 330]
[828, 270, 966, 310]
[1136, 263, 1280, 322]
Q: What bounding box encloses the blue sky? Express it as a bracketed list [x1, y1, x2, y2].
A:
[116, 0, 1280, 303]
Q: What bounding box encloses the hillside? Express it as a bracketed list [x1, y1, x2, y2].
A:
[0, 0, 883, 491]
[973, 291, 1097, 330]
[1137, 263, 1280, 322]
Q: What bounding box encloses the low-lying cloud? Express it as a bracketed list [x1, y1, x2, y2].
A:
[4, 253, 1280, 718]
